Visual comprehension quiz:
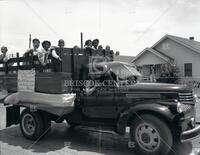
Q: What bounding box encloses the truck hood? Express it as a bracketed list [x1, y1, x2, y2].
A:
[122, 83, 191, 93]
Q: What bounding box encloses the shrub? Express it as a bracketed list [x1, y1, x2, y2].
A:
[157, 63, 180, 84]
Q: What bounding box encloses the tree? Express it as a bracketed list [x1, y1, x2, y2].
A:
[157, 63, 180, 84]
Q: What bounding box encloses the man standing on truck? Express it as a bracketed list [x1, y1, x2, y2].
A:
[0, 46, 9, 97]
[92, 39, 99, 49]
[24, 38, 41, 66]
[51, 39, 64, 72]
[0, 46, 9, 63]
[24, 38, 40, 57]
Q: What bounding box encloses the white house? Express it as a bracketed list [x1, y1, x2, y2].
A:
[114, 55, 135, 64]
[133, 34, 200, 85]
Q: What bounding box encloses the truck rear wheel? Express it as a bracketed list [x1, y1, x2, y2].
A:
[20, 109, 44, 141]
[41, 112, 51, 135]
[130, 114, 173, 155]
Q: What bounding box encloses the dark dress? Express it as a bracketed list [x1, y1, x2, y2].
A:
[51, 47, 62, 72]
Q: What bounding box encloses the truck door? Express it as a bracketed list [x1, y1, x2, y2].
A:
[82, 72, 118, 119]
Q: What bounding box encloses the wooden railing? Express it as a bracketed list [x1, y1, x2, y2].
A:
[0, 48, 114, 75]
[0, 53, 52, 73]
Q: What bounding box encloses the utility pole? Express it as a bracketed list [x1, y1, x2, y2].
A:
[29, 34, 31, 48]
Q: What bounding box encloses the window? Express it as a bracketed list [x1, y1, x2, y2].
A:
[162, 43, 169, 50]
[184, 63, 192, 77]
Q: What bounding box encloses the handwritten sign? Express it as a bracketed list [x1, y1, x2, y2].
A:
[17, 70, 35, 92]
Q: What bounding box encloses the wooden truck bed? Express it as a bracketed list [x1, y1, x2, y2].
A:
[0, 48, 113, 93]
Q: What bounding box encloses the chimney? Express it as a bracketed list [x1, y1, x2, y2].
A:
[189, 36, 194, 40]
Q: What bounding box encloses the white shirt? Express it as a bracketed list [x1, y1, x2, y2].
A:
[38, 49, 50, 66]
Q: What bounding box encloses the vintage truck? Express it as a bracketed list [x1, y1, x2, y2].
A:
[0, 47, 200, 155]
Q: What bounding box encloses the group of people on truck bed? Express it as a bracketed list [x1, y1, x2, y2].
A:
[84, 39, 111, 51]
[0, 38, 113, 73]
[23, 38, 63, 72]
[0, 39, 64, 72]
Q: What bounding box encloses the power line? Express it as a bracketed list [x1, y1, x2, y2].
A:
[22, 0, 60, 38]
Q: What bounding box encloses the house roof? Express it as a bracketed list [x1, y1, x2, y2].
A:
[114, 55, 135, 63]
[152, 34, 200, 54]
[133, 47, 173, 63]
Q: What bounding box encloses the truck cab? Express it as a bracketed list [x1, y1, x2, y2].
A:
[68, 60, 200, 155]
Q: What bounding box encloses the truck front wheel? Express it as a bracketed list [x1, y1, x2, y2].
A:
[20, 109, 44, 141]
[130, 114, 173, 155]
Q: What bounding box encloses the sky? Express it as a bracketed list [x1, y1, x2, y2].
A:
[1, 0, 200, 56]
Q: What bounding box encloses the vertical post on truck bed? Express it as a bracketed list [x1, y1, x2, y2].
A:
[81, 32, 83, 48]
[17, 53, 20, 70]
[71, 49, 75, 80]
[29, 34, 31, 49]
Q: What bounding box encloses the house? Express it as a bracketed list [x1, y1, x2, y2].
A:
[133, 34, 200, 84]
[114, 55, 135, 64]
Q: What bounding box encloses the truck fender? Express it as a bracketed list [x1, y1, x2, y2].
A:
[116, 103, 175, 136]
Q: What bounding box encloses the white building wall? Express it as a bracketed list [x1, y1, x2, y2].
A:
[134, 51, 166, 66]
[154, 38, 200, 79]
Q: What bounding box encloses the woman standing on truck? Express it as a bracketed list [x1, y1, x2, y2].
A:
[38, 40, 52, 72]
[51, 39, 64, 72]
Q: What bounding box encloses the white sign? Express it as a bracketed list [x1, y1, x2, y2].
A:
[17, 70, 35, 92]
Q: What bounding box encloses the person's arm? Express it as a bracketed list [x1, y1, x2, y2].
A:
[52, 49, 61, 60]
[24, 49, 31, 57]
[0, 55, 3, 62]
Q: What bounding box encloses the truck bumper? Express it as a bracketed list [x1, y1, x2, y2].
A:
[180, 123, 200, 142]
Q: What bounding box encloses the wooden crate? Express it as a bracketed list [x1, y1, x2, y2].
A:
[35, 72, 72, 94]
[2, 72, 72, 94]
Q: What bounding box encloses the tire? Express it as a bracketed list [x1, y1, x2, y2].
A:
[130, 114, 173, 155]
[41, 112, 51, 135]
[20, 109, 45, 141]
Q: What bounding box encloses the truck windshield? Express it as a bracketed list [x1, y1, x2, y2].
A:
[109, 64, 141, 81]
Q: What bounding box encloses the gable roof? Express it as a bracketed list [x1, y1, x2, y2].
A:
[114, 55, 135, 63]
[133, 47, 173, 63]
[152, 34, 200, 54]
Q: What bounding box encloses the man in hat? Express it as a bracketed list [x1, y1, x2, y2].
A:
[0, 46, 9, 75]
[24, 38, 41, 66]
[92, 39, 99, 49]
[84, 40, 93, 56]
[24, 38, 40, 57]
[51, 39, 65, 72]
[0, 46, 9, 63]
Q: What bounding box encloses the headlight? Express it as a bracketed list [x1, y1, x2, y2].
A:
[177, 102, 182, 113]
[193, 94, 199, 104]
[176, 101, 192, 113]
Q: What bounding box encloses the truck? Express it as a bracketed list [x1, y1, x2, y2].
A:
[0, 47, 200, 155]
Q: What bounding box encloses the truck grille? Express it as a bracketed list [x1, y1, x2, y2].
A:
[178, 92, 194, 104]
